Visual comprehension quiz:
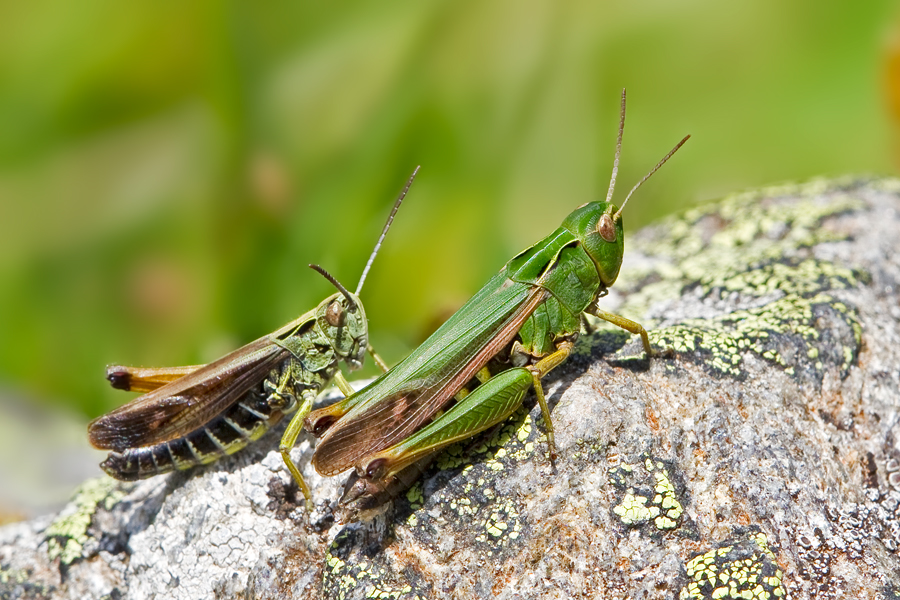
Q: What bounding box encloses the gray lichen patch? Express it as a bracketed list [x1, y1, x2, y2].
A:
[432, 407, 541, 474]
[43, 477, 122, 567]
[323, 407, 542, 597]
[648, 287, 862, 380]
[791, 451, 900, 597]
[680, 531, 786, 600]
[603, 179, 868, 382]
[403, 405, 536, 551]
[323, 530, 423, 600]
[620, 178, 866, 298]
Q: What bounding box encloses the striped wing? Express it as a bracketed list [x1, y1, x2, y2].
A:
[88, 313, 314, 451]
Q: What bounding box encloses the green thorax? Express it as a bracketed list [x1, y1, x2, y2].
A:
[504, 201, 624, 356]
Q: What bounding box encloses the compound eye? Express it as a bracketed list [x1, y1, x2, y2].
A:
[325, 300, 344, 327]
[597, 213, 617, 243]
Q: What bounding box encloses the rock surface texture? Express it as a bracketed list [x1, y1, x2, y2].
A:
[3, 176, 900, 599]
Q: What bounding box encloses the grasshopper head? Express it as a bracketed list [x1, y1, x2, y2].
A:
[315, 291, 368, 370]
[563, 89, 687, 289]
[562, 201, 625, 288]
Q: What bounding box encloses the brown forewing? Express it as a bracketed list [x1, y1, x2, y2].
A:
[311, 288, 548, 476]
[89, 334, 290, 451]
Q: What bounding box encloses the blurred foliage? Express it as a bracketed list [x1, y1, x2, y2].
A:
[0, 0, 898, 419]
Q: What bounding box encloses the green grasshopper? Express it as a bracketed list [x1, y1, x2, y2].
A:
[304, 91, 688, 510]
[88, 168, 418, 504]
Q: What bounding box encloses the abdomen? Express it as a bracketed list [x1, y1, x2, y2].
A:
[100, 385, 285, 480]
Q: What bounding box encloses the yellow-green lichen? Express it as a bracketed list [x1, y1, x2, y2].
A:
[433, 408, 535, 475]
[0, 567, 52, 598]
[645, 287, 861, 379]
[406, 482, 424, 513]
[43, 477, 122, 566]
[680, 532, 786, 600]
[322, 388, 538, 597]
[365, 584, 414, 599]
[433, 443, 468, 471]
[0, 569, 26, 587]
[606, 181, 867, 380]
[324, 538, 423, 600]
[619, 187, 863, 311]
[613, 494, 658, 525]
[472, 497, 523, 547]
[609, 455, 685, 532]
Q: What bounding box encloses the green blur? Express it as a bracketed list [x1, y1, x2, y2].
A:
[0, 0, 896, 418]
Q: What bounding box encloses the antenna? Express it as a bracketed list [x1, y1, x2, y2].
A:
[355, 166, 420, 295]
[605, 89, 627, 205]
[613, 134, 690, 221]
[309, 264, 357, 310]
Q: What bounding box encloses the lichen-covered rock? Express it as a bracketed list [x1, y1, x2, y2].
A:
[3, 176, 900, 599]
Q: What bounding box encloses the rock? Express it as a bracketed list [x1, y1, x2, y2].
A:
[3, 176, 900, 599]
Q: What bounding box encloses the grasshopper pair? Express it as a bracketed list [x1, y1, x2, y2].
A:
[90, 90, 688, 514]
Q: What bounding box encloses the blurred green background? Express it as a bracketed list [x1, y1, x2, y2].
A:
[1, 0, 899, 517]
